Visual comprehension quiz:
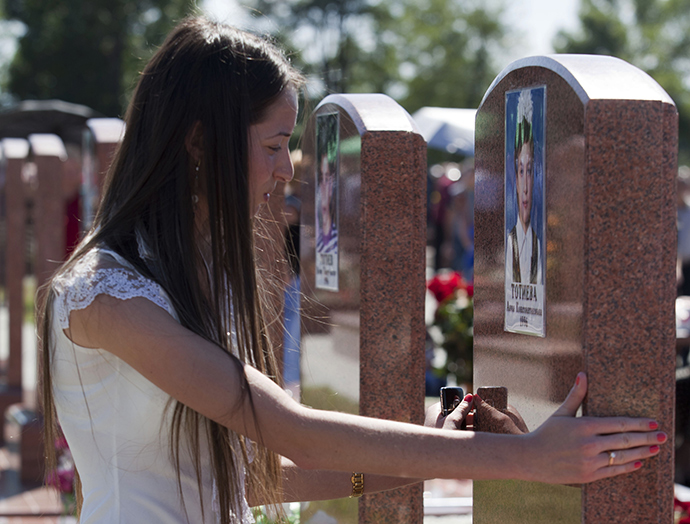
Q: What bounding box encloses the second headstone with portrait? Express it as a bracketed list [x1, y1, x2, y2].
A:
[300, 94, 427, 523]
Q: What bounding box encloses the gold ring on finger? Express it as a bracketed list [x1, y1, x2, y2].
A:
[607, 451, 616, 467]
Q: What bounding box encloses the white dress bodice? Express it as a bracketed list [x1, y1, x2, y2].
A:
[50, 247, 253, 523]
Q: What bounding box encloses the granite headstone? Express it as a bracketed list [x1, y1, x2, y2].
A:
[474, 55, 676, 523]
[300, 93, 427, 523]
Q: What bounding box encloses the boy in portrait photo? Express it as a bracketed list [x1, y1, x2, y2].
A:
[315, 112, 340, 291]
[504, 86, 546, 336]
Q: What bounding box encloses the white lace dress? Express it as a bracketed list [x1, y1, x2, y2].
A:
[51, 246, 254, 523]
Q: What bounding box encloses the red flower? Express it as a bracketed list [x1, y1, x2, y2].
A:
[675, 496, 690, 523]
[676, 496, 690, 512]
[46, 467, 74, 494]
[427, 271, 466, 304]
[55, 437, 69, 451]
[58, 468, 75, 494]
[47, 432, 75, 496]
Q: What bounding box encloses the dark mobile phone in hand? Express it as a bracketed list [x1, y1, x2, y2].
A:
[440, 386, 465, 417]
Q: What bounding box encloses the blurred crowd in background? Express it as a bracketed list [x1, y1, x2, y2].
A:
[428, 160, 475, 279]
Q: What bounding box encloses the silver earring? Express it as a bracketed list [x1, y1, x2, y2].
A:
[192, 162, 200, 205]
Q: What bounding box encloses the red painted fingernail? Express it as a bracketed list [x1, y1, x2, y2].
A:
[657, 433, 667, 443]
[464, 394, 473, 402]
[576, 375, 580, 386]
[650, 445, 660, 453]
[634, 461, 642, 469]
[649, 421, 658, 430]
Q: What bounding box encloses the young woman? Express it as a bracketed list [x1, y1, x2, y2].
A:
[39, 17, 666, 524]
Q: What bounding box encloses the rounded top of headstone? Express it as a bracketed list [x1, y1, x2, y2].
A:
[86, 118, 126, 144]
[480, 55, 675, 109]
[0, 99, 101, 145]
[412, 107, 476, 155]
[28, 133, 67, 160]
[1, 137, 30, 159]
[316, 93, 420, 136]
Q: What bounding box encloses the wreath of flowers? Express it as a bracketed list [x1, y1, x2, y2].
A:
[515, 88, 534, 151]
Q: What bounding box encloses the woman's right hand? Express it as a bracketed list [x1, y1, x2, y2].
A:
[522, 372, 666, 484]
[474, 396, 528, 434]
[425, 393, 474, 430]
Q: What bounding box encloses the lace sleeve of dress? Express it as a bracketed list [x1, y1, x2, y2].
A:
[53, 249, 177, 330]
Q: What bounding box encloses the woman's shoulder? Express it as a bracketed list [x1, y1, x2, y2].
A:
[52, 245, 177, 330]
[53, 245, 135, 291]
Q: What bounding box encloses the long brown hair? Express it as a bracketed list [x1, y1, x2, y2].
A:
[38, 17, 304, 522]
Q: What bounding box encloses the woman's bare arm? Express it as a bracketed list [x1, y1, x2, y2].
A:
[246, 459, 422, 506]
[67, 295, 666, 486]
[246, 397, 477, 506]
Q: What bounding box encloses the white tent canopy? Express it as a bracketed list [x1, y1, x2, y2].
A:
[411, 107, 476, 156]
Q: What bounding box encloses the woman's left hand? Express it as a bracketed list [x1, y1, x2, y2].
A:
[520, 372, 665, 484]
[425, 394, 474, 430]
[473, 396, 528, 435]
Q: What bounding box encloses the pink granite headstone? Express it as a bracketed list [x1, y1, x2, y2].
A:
[300, 94, 427, 523]
[29, 133, 67, 289]
[473, 55, 676, 523]
[0, 138, 29, 443]
[82, 118, 125, 228]
[13, 133, 68, 481]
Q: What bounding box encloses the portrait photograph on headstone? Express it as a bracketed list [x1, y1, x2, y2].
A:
[315, 111, 340, 291]
[504, 85, 546, 337]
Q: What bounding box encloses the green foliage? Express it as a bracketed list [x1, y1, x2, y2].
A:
[253, 504, 301, 524]
[2, 0, 196, 116]
[554, 0, 690, 164]
[300, 497, 357, 524]
[433, 293, 474, 385]
[301, 386, 359, 415]
[251, 0, 380, 95]
[248, 0, 507, 112]
[554, 0, 628, 57]
[385, 0, 506, 113]
[24, 275, 35, 323]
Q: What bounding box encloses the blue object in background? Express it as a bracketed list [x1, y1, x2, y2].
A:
[283, 275, 301, 390]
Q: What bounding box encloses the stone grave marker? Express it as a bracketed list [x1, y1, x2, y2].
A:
[474, 55, 676, 523]
[300, 94, 427, 523]
[82, 118, 125, 229]
[0, 138, 29, 443]
[29, 133, 67, 290]
[14, 133, 68, 482]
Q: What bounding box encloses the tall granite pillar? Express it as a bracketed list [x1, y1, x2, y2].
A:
[9, 134, 68, 482]
[0, 138, 29, 443]
[29, 134, 67, 290]
[473, 55, 676, 523]
[82, 118, 125, 228]
[300, 94, 427, 523]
